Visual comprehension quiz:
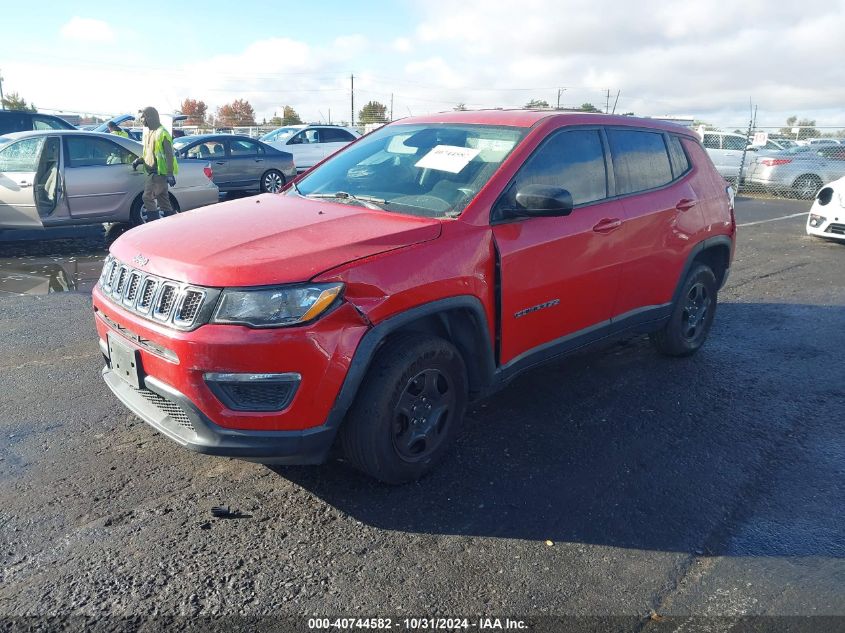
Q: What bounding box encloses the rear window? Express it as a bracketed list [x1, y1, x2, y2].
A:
[723, 135, 746, 151]
[607, 129, 673, 195]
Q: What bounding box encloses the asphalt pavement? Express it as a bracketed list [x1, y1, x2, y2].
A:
[0, 197, 843, 632]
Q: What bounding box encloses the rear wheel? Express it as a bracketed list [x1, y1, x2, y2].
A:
[340, 333, 468, 484]
[130, 193, 180, 226]
[260, 169, 285, 193]
[650, 263, 717, 357]
[792, 174, 823, 200]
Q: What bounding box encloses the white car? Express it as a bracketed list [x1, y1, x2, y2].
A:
[700, 131, 749, 181]
[807, 176, 845, 241]
[260, 124, 361, 172]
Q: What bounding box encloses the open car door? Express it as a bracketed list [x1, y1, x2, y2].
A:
[0, 136, 61, 229]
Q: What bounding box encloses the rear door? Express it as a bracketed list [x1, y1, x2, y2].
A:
[492, 127, 626, 365]
[609, 129, 703, 316]
[318, 127, 358, 160]
[208, 139, 230, 188]
[228, 138, 265, 188]
[63, 135, 140, 218]
[0, 137, 47, 228]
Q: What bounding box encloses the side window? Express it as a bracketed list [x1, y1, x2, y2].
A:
[667, 135, 691, 179]
[321, 128, 356, 143]
[184, 142, 216, 159]
[33, 116, 66, 130]
[504, 129, 608, 208]
[0, 113, 30, 134]
[66, 136, 134, 167]
[723, 135, 746, 151]
[702, 134, 721, 150]
[607, 129, 673, 195]
[0, 137, 45, 172]
[230, 139, 260, 156]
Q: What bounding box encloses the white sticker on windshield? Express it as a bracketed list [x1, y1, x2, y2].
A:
[415, 145, 481, 173]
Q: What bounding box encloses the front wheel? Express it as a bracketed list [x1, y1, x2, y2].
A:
[650, 263, 718, 357]
[340, 333, 468, 484]
[260, 169, 285, 193]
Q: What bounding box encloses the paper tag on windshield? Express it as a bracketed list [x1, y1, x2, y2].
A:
[415, 145, 480, 173]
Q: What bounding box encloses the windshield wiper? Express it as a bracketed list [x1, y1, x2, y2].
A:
[306, 191, 388, 208]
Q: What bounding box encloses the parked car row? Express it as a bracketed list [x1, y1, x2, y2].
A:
[746, 145, 845, 199]
[0, 131, 218, 229]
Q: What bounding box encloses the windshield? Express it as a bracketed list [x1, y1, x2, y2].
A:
[261, 127, 301, 142]
[291, 123, 526, 219]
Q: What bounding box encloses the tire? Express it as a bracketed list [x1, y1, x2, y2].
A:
[340, 333, 468, 484]
[792, 174, 823, 200]
[129, 193, 181, 226]
[260, 169, 285, 193]
[649, 263, 718, 357]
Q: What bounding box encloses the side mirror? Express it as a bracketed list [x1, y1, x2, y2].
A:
[513, 184, 574, 217]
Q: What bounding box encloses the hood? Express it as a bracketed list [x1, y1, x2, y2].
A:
[110, 194, 442, 287]
[92, 114, 135, 133]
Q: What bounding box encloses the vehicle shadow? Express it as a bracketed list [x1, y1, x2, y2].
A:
[276, 302, 845, 558]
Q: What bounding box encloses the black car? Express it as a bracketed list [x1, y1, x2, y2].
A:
[172, 134, 296, 193]
[0, 111, 76, 135]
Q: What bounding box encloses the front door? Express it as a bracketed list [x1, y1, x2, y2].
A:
[63, 135, 139, 218]
[0, 136, 58, 228]
[491, 128, 626, 366]
[286, 129, 323, 171]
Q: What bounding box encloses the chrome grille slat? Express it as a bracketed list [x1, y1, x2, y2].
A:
[97, 258, 212, 330]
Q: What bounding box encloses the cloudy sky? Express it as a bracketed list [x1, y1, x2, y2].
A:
[3, 0, 845, 129]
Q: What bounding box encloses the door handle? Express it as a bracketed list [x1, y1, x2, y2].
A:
[215, 161, 226, 165]
[254, 158, 264, 163]
[19, 181, 33, 188]
[676, 198, 697, 211]
[592, 218, 622, 233]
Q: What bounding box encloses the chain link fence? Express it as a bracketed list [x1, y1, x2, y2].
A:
[696, 125, 845, 200]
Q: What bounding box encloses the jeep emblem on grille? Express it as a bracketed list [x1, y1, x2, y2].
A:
[132, 254, 149, 266]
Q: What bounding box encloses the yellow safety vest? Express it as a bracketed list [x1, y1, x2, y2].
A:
[112, 130, 129, 138]
[145, 126, 179, 176]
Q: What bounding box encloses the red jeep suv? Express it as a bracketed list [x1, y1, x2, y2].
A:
[93, 111, 735, 483]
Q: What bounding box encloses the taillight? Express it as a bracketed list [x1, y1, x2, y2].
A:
[760, 158, 792, 166]
[203, 166, 213, 179]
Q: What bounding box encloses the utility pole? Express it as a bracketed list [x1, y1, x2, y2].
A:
[390, 93, 394, 121]
[605, 89, 611, 114]
[556, 88, 566, 110]
[611, 90, 621, 114]
[350, 74, 355, 127]
[0, 68, 5, 110]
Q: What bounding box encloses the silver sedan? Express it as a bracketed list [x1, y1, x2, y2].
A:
[0, 130, 219, 230]
[746, 145, 845, 199]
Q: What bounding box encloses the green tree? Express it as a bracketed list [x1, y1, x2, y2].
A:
[579, 102, 601, 113]
[454, 103, 467, 111]
[180, 98, 208, 125]
[779, 115, 818, 140]
[215, 99, 256, 126]
[525, 99, 549, 109]
[281, 105, 303, 125]
[1, 91, 36, 111]
[358, 100, 388, 124]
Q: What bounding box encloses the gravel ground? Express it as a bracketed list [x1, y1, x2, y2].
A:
[0, 198, 843, 632]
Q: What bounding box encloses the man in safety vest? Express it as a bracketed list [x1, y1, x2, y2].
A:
[131, 106, 178, 222]
[106, 121, 129, 138]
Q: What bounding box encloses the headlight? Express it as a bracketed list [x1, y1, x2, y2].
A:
[212, 283, 343, 327]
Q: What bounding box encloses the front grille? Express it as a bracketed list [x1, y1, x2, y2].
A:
[175, 290, 205, 325]
[154, 284, 178, 320]
[97, 256, 218, 330]
[134, 385, 194, 431]
[827, 223, 845, 235]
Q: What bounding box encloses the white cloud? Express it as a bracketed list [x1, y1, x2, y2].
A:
[60, 17, 115, 43]
[393, 37, 413, 53]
